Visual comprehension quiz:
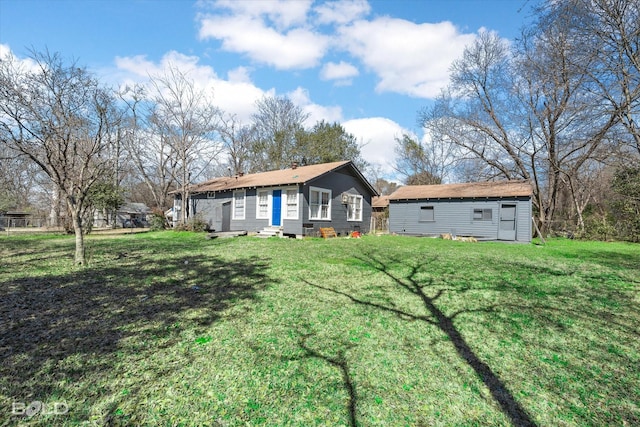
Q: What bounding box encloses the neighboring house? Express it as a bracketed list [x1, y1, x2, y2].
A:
[118, 202, 151, 227]
[94, 202, 151, 228]
[388, 181, 533, 242]
[174, 160, 378, 237]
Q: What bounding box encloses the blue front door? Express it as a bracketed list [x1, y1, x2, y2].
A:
[272, 190, 282, 226]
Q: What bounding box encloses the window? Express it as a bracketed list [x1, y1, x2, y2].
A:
[233, 190, 245, 220]
[473, 208, 492, 221]
[285, 189, 299, 219]
[309, 187, 331, 220]
[256, 190, 269, 219]
[419, 206, 434, 222]
[347, 194, 363, 221]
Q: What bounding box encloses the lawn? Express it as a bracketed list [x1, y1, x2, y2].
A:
[1, 232, 639, 426]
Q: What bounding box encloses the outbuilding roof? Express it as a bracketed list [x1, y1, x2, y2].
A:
[372, 195, 390, 208]
[389, 180, 533, 200]
[184, 160, 377, 195]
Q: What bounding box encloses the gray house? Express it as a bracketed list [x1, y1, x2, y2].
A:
[175, 161, 378, 237]
[388, 181, 533, 242]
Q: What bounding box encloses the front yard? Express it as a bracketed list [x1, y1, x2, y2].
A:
[1, 232, 638, 425]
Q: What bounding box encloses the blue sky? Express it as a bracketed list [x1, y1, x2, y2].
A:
[0, 0, 537, 177]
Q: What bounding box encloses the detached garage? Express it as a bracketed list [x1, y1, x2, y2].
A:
[388, 181, 533, 242]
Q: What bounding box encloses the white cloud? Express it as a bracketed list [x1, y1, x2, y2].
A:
[114, 51, 267, 123]
[343, 117, 408, 175]
[320, 60, 359, 83]
[338, 17, 478, 98]
[210, 0, 312, 30]
[227, 66, 252, 84]
[0, 44, 43, 73]
[287, 87, 343, 125]
[198, 13, 330, 69]
[196, 1, 491, 99]
[314, 0, 371, 25]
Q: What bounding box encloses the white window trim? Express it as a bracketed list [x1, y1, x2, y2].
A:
[309, 186, 332, 221]
[347, 194, 363, 222]
[256, 189, 269, 220]
[232, 189, 246, 220]
[283, 187, 299, 220]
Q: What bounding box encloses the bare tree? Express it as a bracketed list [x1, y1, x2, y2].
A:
[567, 0, 640, 154]
[0, 50, 120, 264]
[393, 133, 458, 184]
[119, 84, 176, 210]
[149, 67, 220, 224]
[421, 23, 619, 233]
[252, 96, 309, 170]
[217, 113, 259, 175]
[0, 145, 44, 211]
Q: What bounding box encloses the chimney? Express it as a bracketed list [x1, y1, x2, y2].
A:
[292, 162, 298, 169]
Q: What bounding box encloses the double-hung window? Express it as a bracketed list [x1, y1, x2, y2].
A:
[233, 190, 245, 220]
[285, 189, 299, 219]
[309, 187, 331, 220]
[347, 194, 363, 221]
[256, 190, 269, 219]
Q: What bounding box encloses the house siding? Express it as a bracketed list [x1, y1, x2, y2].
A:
[389, 197, 531, 242]
[189, 193, 233, 231]
[303, 168, 373, 236]
[184, 163, 376, 236]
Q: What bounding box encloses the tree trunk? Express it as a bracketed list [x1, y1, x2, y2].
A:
[69, 205, 86, 265]
[49, 186, 62, 227]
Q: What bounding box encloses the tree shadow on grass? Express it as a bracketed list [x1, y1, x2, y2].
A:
[303, 251, 537, 427]
[287, 329, 358, 427]
[0, 252, 274, 423]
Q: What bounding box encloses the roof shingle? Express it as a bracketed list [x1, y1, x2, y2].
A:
[186, 160, 355, 193]
[389, 181, 533, 200]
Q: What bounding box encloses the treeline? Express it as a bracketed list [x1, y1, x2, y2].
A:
[1, 0, 639, 266]
[0, 52, 365, 264]
[395, 0, 640, 241]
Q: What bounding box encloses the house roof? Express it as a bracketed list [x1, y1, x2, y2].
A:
[372, 195, 390, 208]
[119, 202, 151, 214]
[389, 180, 533, 200]
[185, 160, 378, 195]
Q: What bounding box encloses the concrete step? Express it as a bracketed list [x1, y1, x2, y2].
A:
[256, 226, 283, 238]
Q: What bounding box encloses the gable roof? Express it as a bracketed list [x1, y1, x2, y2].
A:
[186, 161, 378, 195]
[372, 195, 390, 208]
[389, 180, 533, 200]
[119, 202, 151, 214]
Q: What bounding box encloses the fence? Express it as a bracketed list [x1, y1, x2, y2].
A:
[0, 215, 47, 228]
[369, 216, 389, 233]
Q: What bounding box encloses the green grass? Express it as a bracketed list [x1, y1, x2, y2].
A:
[1, 232, 639, 426]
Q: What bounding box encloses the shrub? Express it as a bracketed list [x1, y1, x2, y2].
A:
[579, 215, 617, 241]
[174, 215, 209, 232]
[149, 211, 166, 231]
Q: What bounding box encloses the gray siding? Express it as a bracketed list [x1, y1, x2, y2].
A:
[190, 187, 300, 233]
[189, 190, 270, 233]
[190, 193, 232, 231]
[186, 166, 375, 236]
[389, 197, 531, 242]
[282, 186, 303, 235]
[230, 188, 269, 232]
[303, 168, 373, 236]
